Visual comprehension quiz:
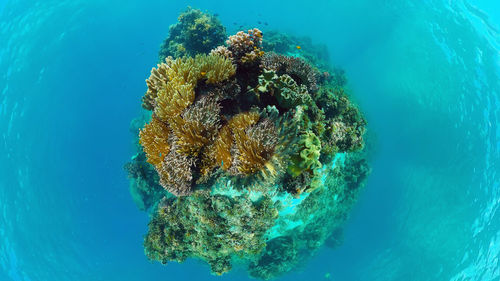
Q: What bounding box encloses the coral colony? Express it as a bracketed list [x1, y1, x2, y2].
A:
[125, 7, 370, 280]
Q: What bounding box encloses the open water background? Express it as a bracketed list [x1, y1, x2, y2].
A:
[0, 0, 499, 280]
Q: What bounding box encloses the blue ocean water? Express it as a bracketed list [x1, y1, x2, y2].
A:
[0, 0, 499, 280]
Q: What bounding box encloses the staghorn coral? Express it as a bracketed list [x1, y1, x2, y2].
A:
[127, 12, 369, 280]
[159, 7, 226, 61]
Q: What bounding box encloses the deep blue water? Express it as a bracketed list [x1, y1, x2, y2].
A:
[0, 0, 499, 280]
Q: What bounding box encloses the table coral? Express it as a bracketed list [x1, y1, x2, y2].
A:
[125, 8, 370, 280]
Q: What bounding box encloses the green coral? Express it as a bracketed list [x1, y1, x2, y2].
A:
[254, 69, 312, 109]
[159, 7, 226, 61]
[262, 31, 330, 71]
[144, 191, 278, 275]
[287, 130, 322, 177]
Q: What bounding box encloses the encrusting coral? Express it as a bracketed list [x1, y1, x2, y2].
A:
[145, 191, 278, 275]
[125, 8, 369, 280]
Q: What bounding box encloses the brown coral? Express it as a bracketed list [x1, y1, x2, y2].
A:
[157, 148, 195, 196]
[169, 95, 221, 156]
[230, 118, 279, 177]
[221, 28, 264, 64]
[210, 45, 232, 59]
[143, 62, 170, 110]
[139, 116, 171, 168]
[140, 54, 236, 196]
[151, 54, 235, 122]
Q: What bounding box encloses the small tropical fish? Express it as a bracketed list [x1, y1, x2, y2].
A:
[264, 22, 268, 26]
[201, 71, 207, 76]
[296, 45, 302, 50]
[214, 13, 219, 17]
[258, 21, 262, 24]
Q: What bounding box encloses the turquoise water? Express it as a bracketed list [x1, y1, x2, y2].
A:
[0, 0, 499, 280]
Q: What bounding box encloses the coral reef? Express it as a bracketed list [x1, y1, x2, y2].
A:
[261, 52, 319, 93]
[125, 9, 369, 280]
[159, 7, 226, 61]
[144, 191, 278, 275]
[249, 152, 370, 279]
[219, 28, 264, 65]
[140, 54, 236, 196]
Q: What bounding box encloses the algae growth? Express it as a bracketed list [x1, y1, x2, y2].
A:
[125, 7, 369, 279]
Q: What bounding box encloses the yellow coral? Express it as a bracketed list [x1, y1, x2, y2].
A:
[197, 54, 236, 84]
[212, 124, 233, 170]
[287, 131, 322, 177]
[141, 54, 235, 184]
[230, 117, 279, 178]
[155, 81, 195, 123]
[139, 116, 171, 167]
[228, 111, 260, 131]
[153, 54, 234, 123]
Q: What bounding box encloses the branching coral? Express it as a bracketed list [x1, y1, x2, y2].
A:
[262, 52, 319, 93]
[211, 28, 264, 65]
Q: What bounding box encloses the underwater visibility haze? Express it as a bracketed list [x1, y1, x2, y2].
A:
[0, 0, 499, 281]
